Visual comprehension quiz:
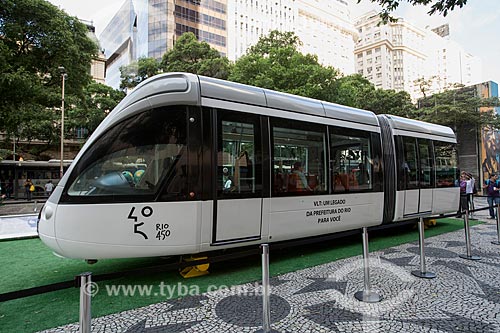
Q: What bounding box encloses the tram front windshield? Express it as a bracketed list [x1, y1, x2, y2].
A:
[66, 107, 188, 199]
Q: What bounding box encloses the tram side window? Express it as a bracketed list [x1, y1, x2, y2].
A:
[434, 141, 459, 188]
[216, 110, 262, 197]
[400, 137, 419, 190]
[330, 128, 373, 193]
[272, 119, 327, 196]
[418, 139, 434, 188]
[66, 107, 189, 199]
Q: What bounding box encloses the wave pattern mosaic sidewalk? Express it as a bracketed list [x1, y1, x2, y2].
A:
[40, 222, 500, 333]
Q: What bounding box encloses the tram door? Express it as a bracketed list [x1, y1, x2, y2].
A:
[213, 110, 263, 243]
[401, 137, 434, 216]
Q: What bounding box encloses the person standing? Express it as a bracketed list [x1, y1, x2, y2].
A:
[44, 180, 54, 197]
[465, 172, 476, 216]
[459, 173, 468, 214]
[484, 174, 500, 219]
[24, 178, 33, 201]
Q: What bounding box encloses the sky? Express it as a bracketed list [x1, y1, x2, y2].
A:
[47, 0, 500, 85]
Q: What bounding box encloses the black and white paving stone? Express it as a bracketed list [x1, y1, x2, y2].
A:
[40, 221, 500, 333]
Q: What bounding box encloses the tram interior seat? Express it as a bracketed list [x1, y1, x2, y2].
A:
[333, 172, 358, 192]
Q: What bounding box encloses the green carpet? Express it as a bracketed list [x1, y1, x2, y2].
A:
[0, 217, 481, 332]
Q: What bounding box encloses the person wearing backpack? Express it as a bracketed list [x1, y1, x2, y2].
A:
[483, 173, 500, 219]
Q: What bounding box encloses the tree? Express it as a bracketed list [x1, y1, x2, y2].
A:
[120, 57, 161, 91]
[0, 0, 98, 156]
[416, 86, 500, 131]
[364, 89, 416, 117]
[361, 0, 469, 23]
[330, 74, 376, 109]
[330, 74, 416, 117]
[229, 31, 340, 101]
[161, 32, 230, 79]
[68, 83, 125, 138]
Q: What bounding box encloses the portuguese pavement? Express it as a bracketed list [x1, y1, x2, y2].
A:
[39, 216, 500, 333]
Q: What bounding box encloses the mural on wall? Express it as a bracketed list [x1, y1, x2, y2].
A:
[481, 127, 500, 182]
[480, 82, 500, 184]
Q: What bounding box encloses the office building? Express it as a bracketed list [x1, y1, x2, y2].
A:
[100, 0, 228, 89]
[354, 11, 482, 101]
[227, 0, 357, 74]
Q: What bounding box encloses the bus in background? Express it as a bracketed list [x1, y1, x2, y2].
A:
[0, 160, 72, 199]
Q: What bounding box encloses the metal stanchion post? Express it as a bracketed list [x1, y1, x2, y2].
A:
[411, 217, 436, 279]
[79, 272, 92, 333]
[492, 203, 500, 245]
[354, 227, 381, 303]
[33, 200, 37, 213]
[469, 194, 476, 220]
[459, 209, 481, 261]
[261, 244, 271, 333]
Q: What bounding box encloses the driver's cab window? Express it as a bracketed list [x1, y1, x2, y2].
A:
[66, 107, 189, 200]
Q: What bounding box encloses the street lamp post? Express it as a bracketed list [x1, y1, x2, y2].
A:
[58, 66, 67, 178]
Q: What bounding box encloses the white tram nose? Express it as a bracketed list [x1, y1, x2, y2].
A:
[38, 202, 64, 256]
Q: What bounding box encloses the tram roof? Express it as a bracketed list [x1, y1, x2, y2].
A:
[114, 73, 455, 136]
[117, 73, 379, 127]
[199, 75, 380, 126]
[382, 114, 456, 139]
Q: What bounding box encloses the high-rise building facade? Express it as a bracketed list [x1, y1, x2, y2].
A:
[227, 0, 357, 75]
[83, 21, 106, 84]
[227, 0, 297, 61]
[354, 11, 482, 101]
[295, 0, 356, 74]
[173, 0, 228, 56]
[99, 0, 148, 89]
[100, 0, 228, 89]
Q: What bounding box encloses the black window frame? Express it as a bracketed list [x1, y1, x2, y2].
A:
[329, 126, 383, 194]
[434, 140, 459, 188]
[271, 117, 328, 197]
[214, 108, 264, 200]
[418, 138, 435, 189]
[60, 105, 202, 204]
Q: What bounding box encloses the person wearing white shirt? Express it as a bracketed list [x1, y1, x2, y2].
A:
[464, 172, 475, 216]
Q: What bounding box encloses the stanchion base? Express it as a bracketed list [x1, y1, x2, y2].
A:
[491, 241, 500, 245]
[411, 270, 436, 279]
[459, 254, 481, 261]
[354, 290, 381, 303]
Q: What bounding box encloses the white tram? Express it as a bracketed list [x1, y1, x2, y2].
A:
[38, 73, 460, 259]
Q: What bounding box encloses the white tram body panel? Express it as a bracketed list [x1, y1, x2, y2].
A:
[40, 201, 202, 258]
[267, 193, 383, 242]
[38, 73, 460, 260]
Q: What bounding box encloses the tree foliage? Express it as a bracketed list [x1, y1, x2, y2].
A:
[416, 86, 500, 131]
[229, 31, 340, 101]
[361, 0, 469, 23]
[161, 32, 230, 79]
[68, 83, 126, 138]
[331, 74, 416, 117]
[0, 0, 98, 157]
[120, 57, 161, 91]
[119, 32, 231, 90]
